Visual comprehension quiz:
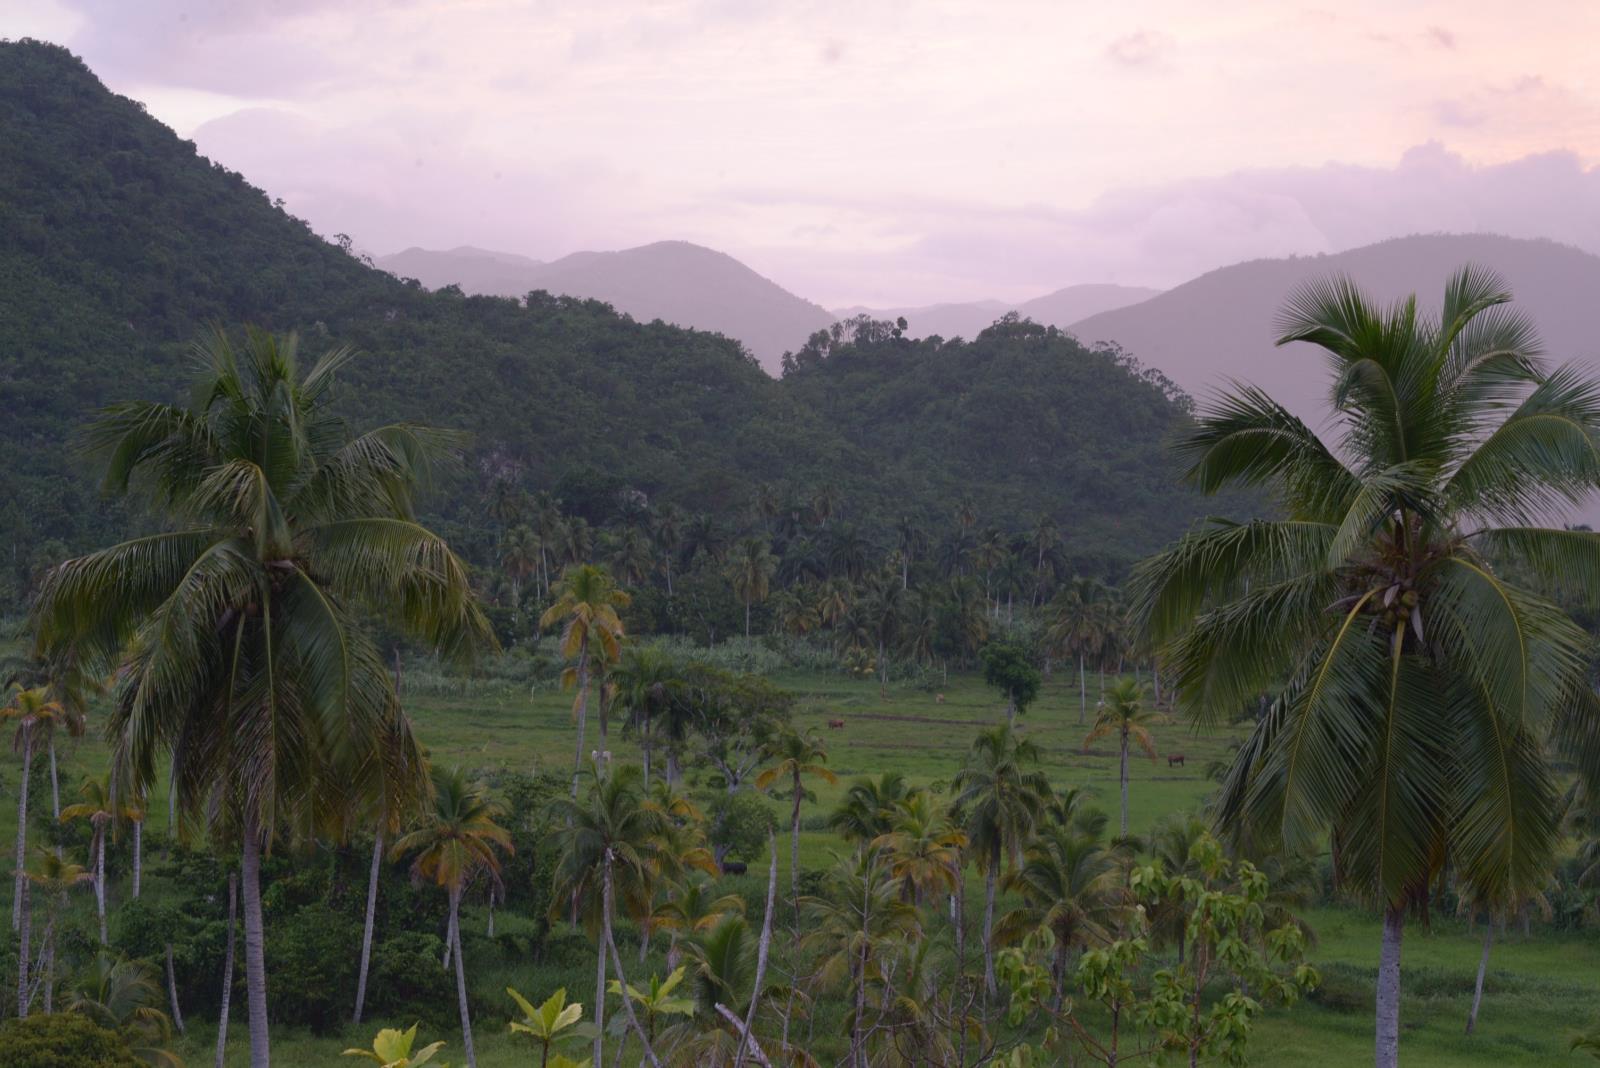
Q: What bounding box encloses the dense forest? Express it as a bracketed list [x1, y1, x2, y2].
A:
[0, 39, 1228, 612]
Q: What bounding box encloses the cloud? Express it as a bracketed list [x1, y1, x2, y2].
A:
[1104, 30, 1172, 69]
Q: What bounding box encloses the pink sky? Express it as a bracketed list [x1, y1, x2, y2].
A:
[9, 0, 1600, 305]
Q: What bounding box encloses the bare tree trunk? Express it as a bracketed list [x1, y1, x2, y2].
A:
[594, 858, 608, 1068]
[241, 813, 271, 1068]
[735, 832, 778, 1068]
[14, 880, 28, 1017]
[216, 872, 236, 1068]
[1466, 920, 1492, 1035]
[353, 829, 383, 1024]
[13, 726, 32, 931]
[1375, 904, 1404, 1068]
[450, 885, 477, 1068]
[1078, 656, 1086, 726]
[166, 942, 186, 1035]
[132, 817, 143, 899]
[42, 912, 54, 1013]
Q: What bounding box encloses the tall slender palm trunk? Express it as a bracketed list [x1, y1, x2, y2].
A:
[602, 857, 662, 1068]
[449, 885, 477, 1068]
[1119, 730, 1130, 837]
[983, 841, 999, 995]
[241, 816, 271, 1068]
[1375, 904, 1404, 1068]
[1466, 920, 1492, 1034]
[132, 817, 143, 898]
[13, 725, 32, 931]
[94, 826, 108, 944]
[594, 857, 609, 1068]
[571, 640, 591, 798]
[735, 832, 778, 1068]
[14, 880, 28, 1017]
[353, 827, 384, 1024]
[166, 942, 186, 1035]
[1078, 657, 1087, 726]
[215, 872, 236, 1068]
[48, 741, 59, 820]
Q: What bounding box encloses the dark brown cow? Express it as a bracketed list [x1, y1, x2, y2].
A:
[827, 718, 846, 730]
[1167, 753, 1186, 768]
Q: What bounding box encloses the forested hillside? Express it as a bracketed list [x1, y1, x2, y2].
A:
[0, 40, 1219, 605]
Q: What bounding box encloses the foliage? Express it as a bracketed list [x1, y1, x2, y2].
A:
[979, 641, 1042, 718]
[0, 1012, 142, 1068]
[342, 1022, 447, 1067]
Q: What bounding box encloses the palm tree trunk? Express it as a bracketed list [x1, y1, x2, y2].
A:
[241, 814, 271, 1068]
[746, 601, 752, 638]
[1119, 731, 1130, 837]
[216, 871, 236, 1068]
[571, 643, 590, 798]
[983, 843, 998, 995]
[450, 885, 477, 1068]
[166, 942, 186, 1035]
[14, 880, 28, 1017]
[735, 832, 778, 1068]
[95, 827, 108, 945]
[42, 911, 55, 1013]
[132, 817, 143, 899]
[595, 861, 608, 1068]
[642, 718, 652, 789]
[353, 828, 383, 1024]
[1466, 919, 1492, 1034]
[602, 857, 663, 1068]
[13, 725, 32, 931]
[790, 777, 803, 912]
[1078, 656, 1087, 726]
[1375, 904, 1405, 1068]
[48, 740, 59, 820]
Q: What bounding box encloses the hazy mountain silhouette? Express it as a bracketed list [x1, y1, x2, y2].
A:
[1067, 234, 1600, 426]
[377, 241, 834, 372]
[838, 283, 1160, 341]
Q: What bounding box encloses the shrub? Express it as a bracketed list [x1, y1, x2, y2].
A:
[0, 1013, 142, 1068]
[365, 931, 456, 1029]
[264, 901, 361, 1033]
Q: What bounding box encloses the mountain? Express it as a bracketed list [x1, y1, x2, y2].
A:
[840, 284, 1161, 342]
[0, 40, 1218, 603]
[1067, 234, 1600, 425]
[376, 241, 835, 373]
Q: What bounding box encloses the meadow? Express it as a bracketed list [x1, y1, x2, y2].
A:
[9, 652, 1584, 1066]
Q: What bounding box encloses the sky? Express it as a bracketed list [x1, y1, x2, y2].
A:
[7, 0, 1600, 307]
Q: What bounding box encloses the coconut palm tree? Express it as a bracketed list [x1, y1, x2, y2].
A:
[651, 503, 686, 596]
[951, 725, 1052, 995]
[3, 649, 97, 825]
[851, 571, 905, 697]
[500, 525, 541, 622]
[549, 763, 668, 1068]
[60, 774, 133, 946]
[613, 643, 679, 788]
[609, 526, 656, 589]
[729, 538, 777, 638]
[23, 847, 92, 1015]
[756, 728, 837, 916]
[828, 772, 924, 848]
[392, 765, 511, 1068]
[997, 824, 1123, 1005]
[67, 954, 182, 1068]
[541, 564, 630, 797]
[31, 327, 491, 1068]
[1130, 267, 1600, 1068]
[2, 686, 58, 931]
[1046, 578, 1106, 725]
[1082, 679, 1161, 837]
[893, 517, 927, 590]
[872, 792, 967, 906]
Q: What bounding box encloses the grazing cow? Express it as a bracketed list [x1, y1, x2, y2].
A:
[721, 860, 748, 876]
[827, 718, 846, 730]
[935, 693, 945, 704]
[1167, 754, 1186, 768]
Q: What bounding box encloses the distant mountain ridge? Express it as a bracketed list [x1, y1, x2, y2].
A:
[377, 240, 836, 373]
[838, 284, 1162, 341]
[1064, 233, 1600, 425]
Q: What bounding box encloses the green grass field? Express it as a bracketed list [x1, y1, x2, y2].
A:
[8, 656, 1600, 1065]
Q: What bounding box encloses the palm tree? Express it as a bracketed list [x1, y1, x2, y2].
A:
[2, 686, 58, 931]
[729, 537, 778, 638]
[530, 491, 565, 596]
[651, 503, 686, 595]
[67, 954, 181, 1068]
[609, 526, 656, 589]
[31, 328, 489, 1068]
[872, 792, 967, 905]
[500, 525, 541, 622]
[951, 724, 1052, 995]
[540, 564, 630, 796]
[825, 523, 871, 582]
[851, 571, 905, 697]
[549, 763, 668, 1068]
[1028, 514, 1060, 606]
[1130, 267, 1600, 1068]
[679, 513, 726, 570]
[828, 772, 924, 848]
[997, 824, 1123, 1005]
[23, 847, 92, 1016]
[1046, 577, 1105, 724]
[755, 728, 837, 916]
[893, 517, 926, 590]
[613, 643, 679, 788]
[60, 774, 133, 946]
[392, 766, 511, 1068]
[1082, 679, 1161, 837]
[3, 649, 97, 824]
